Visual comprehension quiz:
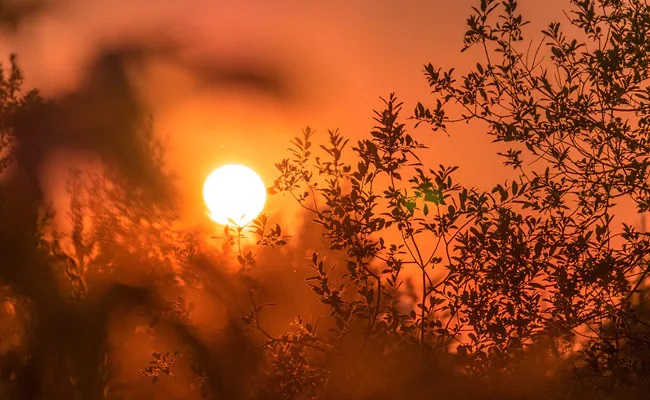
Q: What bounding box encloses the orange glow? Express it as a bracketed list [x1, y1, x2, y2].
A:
[203, 164, 266, 226]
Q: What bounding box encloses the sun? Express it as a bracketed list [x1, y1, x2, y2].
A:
[203, 164, 267, 226]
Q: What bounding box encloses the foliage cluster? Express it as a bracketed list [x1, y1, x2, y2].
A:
[264, 0, 650, 396]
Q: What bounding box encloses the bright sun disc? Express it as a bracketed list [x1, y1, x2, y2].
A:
[203, 164, 266, 226]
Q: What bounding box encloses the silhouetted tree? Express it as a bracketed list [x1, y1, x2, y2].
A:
[268, 0, 650, 398]
[415, 0, 650, 380]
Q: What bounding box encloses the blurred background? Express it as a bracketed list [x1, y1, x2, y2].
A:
[0, 0, 570, 229]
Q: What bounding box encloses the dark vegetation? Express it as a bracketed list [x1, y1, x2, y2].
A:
[1, 0, 650, 398]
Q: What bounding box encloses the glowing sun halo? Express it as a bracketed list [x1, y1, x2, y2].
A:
[203, 164, 267, 226]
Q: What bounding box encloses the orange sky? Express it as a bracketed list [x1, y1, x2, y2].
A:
[0, 0, 593, 228]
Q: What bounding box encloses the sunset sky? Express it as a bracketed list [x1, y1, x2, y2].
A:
[2, 2, 650, 398]
[1, 0, 580, 226]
